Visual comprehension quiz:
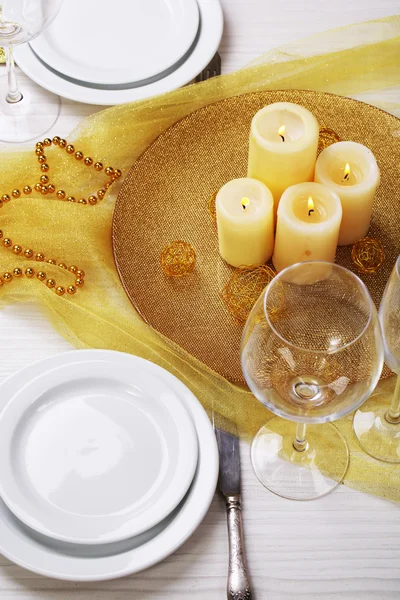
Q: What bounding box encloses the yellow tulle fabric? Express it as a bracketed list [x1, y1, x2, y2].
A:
[1, 15, 400, 500]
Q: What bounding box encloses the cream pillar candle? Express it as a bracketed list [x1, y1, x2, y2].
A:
[247, 102, 319, 214]
[216, 178, 274, 267]
[314, 141, 380, 246]
[273, 182, 342, 273]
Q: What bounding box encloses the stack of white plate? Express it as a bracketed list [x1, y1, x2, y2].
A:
[14, 0, 223, 105]
[0, 350, 218, 581]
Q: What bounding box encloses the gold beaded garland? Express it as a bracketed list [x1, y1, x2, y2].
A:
[0, 136, 121, 299]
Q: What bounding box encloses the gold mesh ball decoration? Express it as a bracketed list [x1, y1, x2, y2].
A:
[208, 191, 217, 220]
[318, 127, 341, 154]
[221, 265, 281, 324]
[0, 48, 5, 65]
[352, 237, 385, 274]
[160, 240, 196, 277]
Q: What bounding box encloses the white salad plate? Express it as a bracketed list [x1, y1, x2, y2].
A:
[30, 0, 200, 86]
[0, 350, 218, 581]
[14, 0, 223, 106]
[0, 353, 198, 545]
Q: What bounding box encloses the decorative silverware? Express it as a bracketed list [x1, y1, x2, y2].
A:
[195, 52, 221, 82]
[215, 424, 252, 600]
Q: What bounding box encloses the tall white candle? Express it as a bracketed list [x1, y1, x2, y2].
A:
[314, 141, 380, 246]
[216, 178, 274, 268]
[273, 182, 342, 273]
[247, 102, 319, 214]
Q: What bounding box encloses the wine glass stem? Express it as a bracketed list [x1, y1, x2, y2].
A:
[5, 46, 22, 104]
[386, 375, 400, 424]
[293, 422, 307, 452]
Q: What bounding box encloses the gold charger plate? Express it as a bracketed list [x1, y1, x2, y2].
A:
[113, 90, 400, 385]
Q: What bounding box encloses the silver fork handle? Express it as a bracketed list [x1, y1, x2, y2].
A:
[225, 495, 252, 600]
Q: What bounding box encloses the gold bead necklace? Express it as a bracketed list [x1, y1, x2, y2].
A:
[0, 136, 122, 297]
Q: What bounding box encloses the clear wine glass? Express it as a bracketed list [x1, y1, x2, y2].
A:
[241, 261, 383, 501]
[353, 256, 400, 462]
[0, 0, 63, 143]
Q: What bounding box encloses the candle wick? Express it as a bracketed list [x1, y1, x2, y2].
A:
[344, 173, 349, 180]
[279, 134, 285, 142]
[308, 209, 314, 216]
[242, 205, 246, 210]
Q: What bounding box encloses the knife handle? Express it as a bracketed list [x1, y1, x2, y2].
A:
[225, 495, 252, 600]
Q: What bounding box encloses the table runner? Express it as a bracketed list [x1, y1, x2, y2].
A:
[1, 15, 400, 501]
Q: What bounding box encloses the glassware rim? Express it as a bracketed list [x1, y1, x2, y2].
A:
[262, 260, 375, 355]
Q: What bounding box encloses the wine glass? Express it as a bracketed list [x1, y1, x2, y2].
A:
[353, 256, 400, 462]
[241, 261, 383, 501]
[0, 0, 63, 143]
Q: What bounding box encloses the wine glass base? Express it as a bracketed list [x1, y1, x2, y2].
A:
[251, 418, 349, 501]
[0, 80, 61, 143]
[353, 393, 400, 463]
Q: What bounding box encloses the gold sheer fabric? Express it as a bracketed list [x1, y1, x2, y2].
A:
[1, 16, 400, 500]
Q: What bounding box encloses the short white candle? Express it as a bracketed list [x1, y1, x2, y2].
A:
[314, 141, 380, 246]
[216, 178, 274, 268]
[273, 182, 342, 272]
[247, 102, 319, 214]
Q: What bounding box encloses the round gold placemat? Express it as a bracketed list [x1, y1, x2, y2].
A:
[113, 90, 400, 385]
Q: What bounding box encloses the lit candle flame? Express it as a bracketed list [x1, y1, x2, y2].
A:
[241, 197, 250, 210]
[278, 125, 285, 142]
[307, 196, 314, 216]
[344, 162, 351, 180]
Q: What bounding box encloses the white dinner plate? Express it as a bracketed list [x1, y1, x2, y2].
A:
[0, 350, 218, 581]
[14, 0, 223, 106]
[30, 0, 200, 86]
[0, 355, 198, 545]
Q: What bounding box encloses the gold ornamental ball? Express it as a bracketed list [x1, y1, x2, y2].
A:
[40, 174, 49, 184]
[76, 269, 85, 278]
[75, 278, 84, 287]
[160, 240, 196, 277]
[56, 286, 65, 296]
[48, 184, 55, 194]
[3, 272, 12, 282]
[52, 136, 61, 145]
[3, 238, 12, 247]
[59, 139, 67, 148]
[0, 230, 3, 238]
[66, 144, 75, 154]
[68, 265, 77, 273]
[67, 196, 76, 202]
[58, 263, 67, 269]
[352, 237, 385, 274]
[47, 258, 56, 265]
[79, 198, 87, 204]
[105, 166, 114, 176]
[97, 189, 106, 199]
[56, 190, 66, 199]
[88, 195, 97, 205]
[24, 249, 33, 258]
[12, 189, 21, 198]
[0, 278, 3, 286]
[12, 245, 22, 254]
[67, 285, 76, 295]
[41, 186, 48, 195]
[2, 194, 10, 202]
[34, 183, 42, 192]
[35, 252, 45, 261]
[37, 154, 47, 164]
[94, 162, 103, 171]
[13, 267, 22, 277]
[84, 157, 93, 166]
[23, 185, 32, 195]
[25, 268, 35, 277]
[113, 169, 122, 179]
[35, 147, 43, 156]
[46, 278, 56, 288]
[43, 138, 52, 147]
[40, 163, 50, 172]
[37, 271, 46, 281]
[75, 151, 84, 160]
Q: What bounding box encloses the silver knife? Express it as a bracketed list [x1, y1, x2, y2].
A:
[215, 426, 252, 600]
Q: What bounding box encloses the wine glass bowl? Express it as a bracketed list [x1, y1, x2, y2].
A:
[241, 261, 383, 500]
[354, 255, 400, 462]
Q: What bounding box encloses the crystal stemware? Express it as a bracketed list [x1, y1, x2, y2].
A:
[353, 255, 400, 462]
[0, 0, 63, 143]
[241, 261, 383, 501]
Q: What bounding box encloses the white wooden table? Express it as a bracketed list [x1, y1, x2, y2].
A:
[0, 1, 399, 598]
